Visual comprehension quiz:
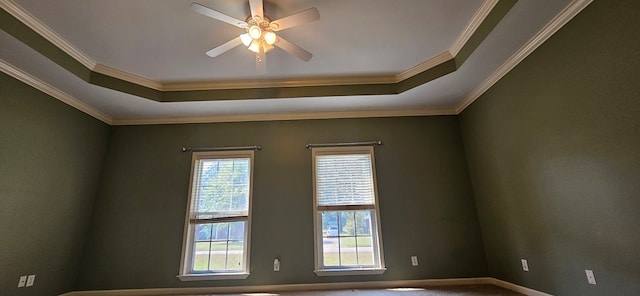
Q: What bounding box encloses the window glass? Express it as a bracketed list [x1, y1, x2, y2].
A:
[312, 146, 385, 275]
[179, 151, 254, 280]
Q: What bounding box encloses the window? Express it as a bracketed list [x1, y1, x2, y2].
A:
[312, 146, 386, 275]
[178, 150, 254, 281]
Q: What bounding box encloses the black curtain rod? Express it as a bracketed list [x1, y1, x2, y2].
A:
[305, 141, 382, 149]
[181, 145, 262, 153]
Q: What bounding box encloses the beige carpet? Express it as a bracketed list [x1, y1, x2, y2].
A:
[208, 285, 524, 296]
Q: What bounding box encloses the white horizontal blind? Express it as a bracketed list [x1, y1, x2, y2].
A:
[316, 153, 374, 206]
[191, 157, 250, 220]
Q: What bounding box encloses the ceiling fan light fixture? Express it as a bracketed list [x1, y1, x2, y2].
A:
[248, 40, 261, 53]
[240, 33, 252, 46]
[248, 25, 262, 39]
[264, 31, 277, 45]
[191, 1, 319, 66]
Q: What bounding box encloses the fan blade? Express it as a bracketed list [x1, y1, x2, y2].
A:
[206, 37, 242, 58]
[275, 36, 312, 62]
[191, 3, 247, 28]
[270, 7, 319, 31]
[256, 47, 266, 74]
[249, 0, 264, 21]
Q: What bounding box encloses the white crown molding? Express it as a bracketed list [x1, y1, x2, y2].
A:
[449, 0, 499, 56]
[164, 50, 454, 91]
[455, 0, 594, 113]
[0, 0, 96, 69]
[0, 59, 113, 124]
[2, 55, 454, 126]
[93, 64, 163, 90]
[111, 108, 458, 126]
[395, 51, 455, 82]
[162, 74, 398, 91]
[58, 277, 551, 296]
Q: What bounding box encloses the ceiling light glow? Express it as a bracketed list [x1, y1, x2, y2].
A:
[264, 31, 277, 45]
[249, 25, 262, 39]
[238, 14, 284, 59]
[241, 22, 277, 54]
[240, 33, 252, 46]
[248, 40, 261, 53]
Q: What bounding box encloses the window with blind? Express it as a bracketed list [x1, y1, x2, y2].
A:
[312, 146, 386, 275]
[178, 150, 254, 281]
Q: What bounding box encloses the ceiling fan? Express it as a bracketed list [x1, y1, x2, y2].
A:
[191, 0, 320, 73]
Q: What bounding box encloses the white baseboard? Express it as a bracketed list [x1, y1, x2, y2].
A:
[488, 278, 553, 296]
[60, 277, 551, 296]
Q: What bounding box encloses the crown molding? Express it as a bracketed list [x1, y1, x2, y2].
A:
[455, 0, 594, 113]
[0, 0, 96, 70]
[395, 51, 455, 82]
[111, 108, 457, 126]
[164, 50, 455, 91]
[162, 74, 398, 91]
[2, 55, 454, 125]
[450, 0, 499, 56]
[0, 59, 113, 124]
[93, 64, 163, 90]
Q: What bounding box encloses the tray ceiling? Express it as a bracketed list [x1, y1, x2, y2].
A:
[0, 0, 591, 124]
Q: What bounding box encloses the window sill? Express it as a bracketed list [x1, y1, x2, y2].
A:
[314, 268, 386, 276]
[177, 272, 250, 281]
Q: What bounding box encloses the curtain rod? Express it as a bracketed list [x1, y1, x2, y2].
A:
[181, 145, 262, 153]
[305, 141, 382, 149]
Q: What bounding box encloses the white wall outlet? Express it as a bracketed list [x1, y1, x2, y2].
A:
[585, 269, 597, 285]
[26, 274, 35, 287]
[411, 256, 418, 266]
[18, 275, 27, 288]
[521, 259, 529, 271]
[273, 258, 280, 271]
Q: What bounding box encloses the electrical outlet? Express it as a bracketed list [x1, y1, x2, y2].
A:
[585, 269, 597, 285]
[273, 258, 280, 271]
[411, 256, 418, 266]
[521, 259, 529, 271]
[26, 274, 35, 287]
[18, 276, 27, 288]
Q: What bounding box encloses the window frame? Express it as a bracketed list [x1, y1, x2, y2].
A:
[311, 146, 386, 276]
[178, 150, 254, 281]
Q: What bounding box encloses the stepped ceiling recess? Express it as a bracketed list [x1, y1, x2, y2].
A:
[0, 0, 591, 125]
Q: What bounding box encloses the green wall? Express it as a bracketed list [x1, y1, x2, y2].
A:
[459, 1, 640, 295]
[0, 73, 110, 295]
[76, 116, 487, 290]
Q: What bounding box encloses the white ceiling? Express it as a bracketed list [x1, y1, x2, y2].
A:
[0, 0, 588, 125]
